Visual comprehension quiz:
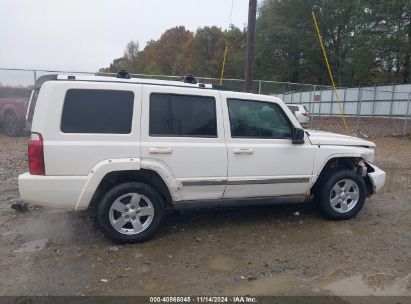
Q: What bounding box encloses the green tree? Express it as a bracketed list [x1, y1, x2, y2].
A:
[222, 25, 247, 79]
[191, 26, 226, 78]
[255, 0, 318, 83]
[360, 0, 411, 83]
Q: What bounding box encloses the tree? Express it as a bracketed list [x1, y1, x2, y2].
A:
[100, 0, 410, 85]
[139, 26, 194, 75]
[99, 41, 139, 73]
[360, 0, 411, 83]
[255, 0, 410, 85]
[223, 25, 247, 79]
[123, 40, 140, 73]
[255, 0, 318, 83]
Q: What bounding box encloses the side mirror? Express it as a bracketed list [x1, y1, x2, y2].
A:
[292, 127, 305, 144]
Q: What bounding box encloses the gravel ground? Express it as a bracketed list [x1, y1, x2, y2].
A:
[308, 116, 411, 137]
[0, 129, 410, 296]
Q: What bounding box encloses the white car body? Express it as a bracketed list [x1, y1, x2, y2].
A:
[19, 75, 385, 210]
[287, 104, 310, 124]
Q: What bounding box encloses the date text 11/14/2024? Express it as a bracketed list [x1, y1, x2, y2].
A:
[149, 296, 257, 303]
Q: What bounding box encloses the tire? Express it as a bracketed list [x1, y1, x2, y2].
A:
[317, 169, 367, 220]
[96, 182, 164, 243]
[3, 112, 24, 137]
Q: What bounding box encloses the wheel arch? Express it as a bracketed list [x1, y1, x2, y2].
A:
[311, 156, 373, 196]
[89, 169, 173, 211]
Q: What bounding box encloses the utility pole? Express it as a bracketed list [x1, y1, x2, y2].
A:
[244, 0, 257, 92]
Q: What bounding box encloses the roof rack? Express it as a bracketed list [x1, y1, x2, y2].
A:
[33, 71, 233, 92]
[116, 69, 130, 79]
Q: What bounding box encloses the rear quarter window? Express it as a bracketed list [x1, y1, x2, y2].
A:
[149, 93, 217, 137]
[61, 89, 134, 134]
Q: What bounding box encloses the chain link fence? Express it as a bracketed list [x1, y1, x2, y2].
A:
[273, 84, 411, 137]
[0, 67, 410, 137]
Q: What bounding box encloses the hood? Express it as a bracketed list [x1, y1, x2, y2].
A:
[306, 129, 375, 147]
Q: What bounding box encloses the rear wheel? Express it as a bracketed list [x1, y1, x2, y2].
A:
[317, 169, 366, 220]
[96, 182, 164, 243]
[3, 112, 24, 136]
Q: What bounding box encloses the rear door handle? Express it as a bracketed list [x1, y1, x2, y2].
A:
[233, 148, 254, 155]
[149, 147, 173, 154]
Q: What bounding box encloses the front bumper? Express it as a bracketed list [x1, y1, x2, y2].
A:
[367, 163, 386, 194]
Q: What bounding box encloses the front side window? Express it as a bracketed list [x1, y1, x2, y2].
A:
[61, 89, 134, 134]
[228, 99, 292, 139]
[149, 93, 217, 137]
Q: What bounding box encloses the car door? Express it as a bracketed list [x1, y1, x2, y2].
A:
[220, 92, 315, 199]
[141, 85, 227, 201]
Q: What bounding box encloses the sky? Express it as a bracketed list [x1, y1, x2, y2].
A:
[0, 0, 250, 73]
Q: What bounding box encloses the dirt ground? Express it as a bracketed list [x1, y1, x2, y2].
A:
[0, 131, 410, 296]
[309, 116, 411, 138]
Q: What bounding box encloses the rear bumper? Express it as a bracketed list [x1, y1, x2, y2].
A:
[18, 173, 87, 209]
[367, 163, 386, 194]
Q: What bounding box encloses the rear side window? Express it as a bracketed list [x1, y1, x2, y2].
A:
[149, 93, 217, 137]
[61, 89, 134, 134]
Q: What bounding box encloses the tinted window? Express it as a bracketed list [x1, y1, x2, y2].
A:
[150, 93, 217, 137]
[61, 89, 134, 134]
[228, 99, 292, 139]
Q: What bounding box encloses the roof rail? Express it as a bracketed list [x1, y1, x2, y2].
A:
[34, 74, 58, 90]
[31, 72, 236, 93]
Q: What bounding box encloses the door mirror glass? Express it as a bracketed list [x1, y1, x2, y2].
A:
[292, 127, 305, 144]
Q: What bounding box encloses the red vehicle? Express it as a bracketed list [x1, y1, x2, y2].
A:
[0, 97, 29, 136]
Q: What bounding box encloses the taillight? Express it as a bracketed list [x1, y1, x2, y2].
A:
[28, 133, 45, 175]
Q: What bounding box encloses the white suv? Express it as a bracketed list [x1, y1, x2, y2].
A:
[287, 104, 310, 124]
[18, 73, 385, 243]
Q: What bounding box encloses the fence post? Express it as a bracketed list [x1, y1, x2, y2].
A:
[33, 70, 37, 84]
[309, 86, 313, 128]
[319, 89, 323, 117]
[403, 92, 411, 135]
[342, 87, 346, 114]
[371, 85, 377, 117]
[356, 88, 363, 134]
[389, 84, 395, 116]
[258, 80, 262, 94]
[330, 86, 334, 116]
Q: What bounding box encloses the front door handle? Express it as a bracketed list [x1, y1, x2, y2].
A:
[233, 148, 254, 155]
[149, 147, 173, 154]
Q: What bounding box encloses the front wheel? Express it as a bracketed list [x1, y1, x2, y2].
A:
[317, 169, 367, 220]
[96, 182, 164, 243]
